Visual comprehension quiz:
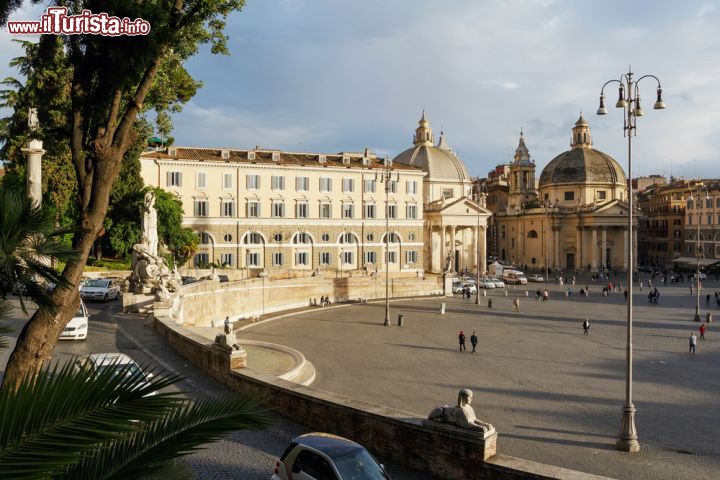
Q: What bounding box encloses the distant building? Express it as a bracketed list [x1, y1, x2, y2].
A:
[679, 179, 720, 270]
[636, 180, 689, 269]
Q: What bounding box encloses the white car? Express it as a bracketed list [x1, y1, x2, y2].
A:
[75, 353, 156, 395]
[479, 278, 496, 289]
[690, 273, 707, 281]
[527, 274, 544, 282]
[80, 278, 121, 302]
[489, 277, 506, 288]
[59, 300, 89, 340]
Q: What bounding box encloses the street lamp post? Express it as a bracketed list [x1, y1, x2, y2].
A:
[597, 67, 666, 453]
[475, 188, 483, 305]
[382, 157, 397, 326]
[687, 182, 708, 322]
[544, 200, 551, 285]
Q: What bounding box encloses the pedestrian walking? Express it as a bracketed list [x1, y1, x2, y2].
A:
[639, 281, 643, 291]
[699, 323, 706, 340]
[458, 330, 466, 352]
[513, 297, 520, 312]
[624, 289, 628, 301]
[470, 331, 478, 353]
[689, 332, 697, 354]
[690, 284, 693, 295]
[706, 293, 711, 307]
[583, 318, 590, 335]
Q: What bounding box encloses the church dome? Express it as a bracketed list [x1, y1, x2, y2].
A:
[538, 148, 626, 187]
[538, 115, 626, 187]
[393, 113, 470, 182]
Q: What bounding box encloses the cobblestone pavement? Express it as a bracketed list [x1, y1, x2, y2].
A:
[239, 276, 720, 480]
[1, 299, 435, 479]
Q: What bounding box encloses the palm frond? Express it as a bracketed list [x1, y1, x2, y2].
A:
[64, 393, 272, 480]
[0, 320, 12, 349]
[0, 358, 186, 479]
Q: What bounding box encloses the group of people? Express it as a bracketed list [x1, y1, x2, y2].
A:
[648, 287, 661, 304]
[316, 296, 331, 307]
[706, 292, 720, 307]
[458, 330, 479, 353]
[535, 289, 550, 301]
[689, 323, 709, 354]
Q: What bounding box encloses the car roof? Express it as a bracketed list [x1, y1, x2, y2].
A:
[87, 353, 135, 366]
[293, 433, 364, 457]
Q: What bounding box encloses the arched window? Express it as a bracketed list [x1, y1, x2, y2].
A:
[293, 232, 312, 244]
[199, 232, 212, 244]
[339, 232, 357, 244]
[527, 230, 538, 238]
[244, 232, 263, 244]
[382, 233, 400, 243]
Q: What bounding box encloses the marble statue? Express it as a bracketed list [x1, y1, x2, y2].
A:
[127, 234, 182, 299]
[444, 254, 453, 274]
[142, 190, 159, 257]
[215, 318, 243, 352]
[28, 107, 39, 131]
[427, 389, 494, 433]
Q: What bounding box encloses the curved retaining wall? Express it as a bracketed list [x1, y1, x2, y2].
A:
[180, 275, 444, 327]
[154, 317, 613, 480]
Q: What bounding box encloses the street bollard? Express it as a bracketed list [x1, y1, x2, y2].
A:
[483, 290, 487, 297]
[504, 290, 508, 297]
[440, 303, 446, 315]
[488, 298, 493, 308]
[525, 291, 529, 297]
[398, 314, 404, 327]
[707, 312, 713, 323]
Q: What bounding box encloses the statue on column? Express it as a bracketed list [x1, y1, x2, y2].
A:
[28, 107, 39, 131]
[142, 190, 159, 257]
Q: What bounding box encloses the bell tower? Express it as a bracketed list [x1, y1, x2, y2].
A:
[507, 129, 538, 211]
[413, 110, 434, 147]
[571, 113, 592, 150]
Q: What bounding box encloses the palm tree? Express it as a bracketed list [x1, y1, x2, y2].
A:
[0, 182, 76, 316]
[0, 356, 271, 479]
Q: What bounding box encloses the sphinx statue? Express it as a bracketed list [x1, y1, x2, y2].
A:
[427, 389, 494, 433]
[215, 317, 243, 352]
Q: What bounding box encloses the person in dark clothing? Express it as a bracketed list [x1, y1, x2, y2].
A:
[583, 318, 590, 335]
[470, 331, 478, 353]
[458, 330, 466, 352]
[706, 293, 711, 307]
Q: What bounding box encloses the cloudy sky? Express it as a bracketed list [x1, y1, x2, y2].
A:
[2, 1, 719, 178]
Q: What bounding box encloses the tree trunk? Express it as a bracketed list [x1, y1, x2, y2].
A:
[2, 155, 116, 388]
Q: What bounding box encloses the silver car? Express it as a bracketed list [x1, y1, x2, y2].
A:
[272, 433, 390, 480]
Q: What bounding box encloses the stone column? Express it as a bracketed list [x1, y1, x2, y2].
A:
[623, 227, 629, 270]
[554, 227, 560, 270]
[479, 226, 487, 275]
[591, 227, 598, 271]
[451, 226, 457, 272]
[633, 227, 638, 270]
[576, 226, 582, 270]
[601, 226, 607, 269]
[22, 139, 45, 208]
[473, 227, 478, 272]
[440, 225, 446, 271]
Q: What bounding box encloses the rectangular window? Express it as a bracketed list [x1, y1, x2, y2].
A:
[223, 173, 233, 190]
[716, 198, 720, 208]
[167, 171, 182, 187]
[271, 175, 285, 191]
[342, 203, 354, 219]
[320, 177, 332, 192]
[295, 252, 308, 266]
[320, 252, 331, 265]
[295, 176, 309, 191]
[406, 180, 417, 194]
[220, 253, 234, 267]
[296, 202, 309, 218]
[272, 201, 285, 218]
[196, 172, 206, 189]
[687, 200, 694, 209]
[564, 191, 575, 201]
[364, 203, 376, 219]
[389, 180, 397, 193]
[406, 204, 417, 219]
[386, 204, 397, 219]
[709, 215, 713, 225]
[386, 251, 397, 264]
[272, 252, 283, 266]
[194, 199, 208, 217]
[406, 251, 417, 264]
[442, 188, 453, 199]
[246, 252, 260, 267]
[221, 200, 235, 217]
[342, 251, 354, 264]
[597, 190, 606, 200]
[194, 253, 209, 267]
[688, 215, 692, 225]
[342, 178, 354, 193]
[320, 202, 332, 219]
[706, 198, 713, 209]
[247, 201, 260, 218]
[364, 179, 376, 193]
[365, 251, 376, 264]
[246, 174, 260, 189]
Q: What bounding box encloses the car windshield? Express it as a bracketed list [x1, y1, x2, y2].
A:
[76, 305, 85, 316]
[86, 279, 109, 288]
[95, 363, 144, 380]
[331, 449, 388, 479]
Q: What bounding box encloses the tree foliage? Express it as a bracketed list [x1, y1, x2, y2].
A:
[152, 187, 198, 265]
[1, 0, 246, 385]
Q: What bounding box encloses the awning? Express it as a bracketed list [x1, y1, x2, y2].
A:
[673, 257, 720, 266]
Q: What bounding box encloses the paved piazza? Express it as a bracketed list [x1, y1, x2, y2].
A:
[240, 278, 720, 480]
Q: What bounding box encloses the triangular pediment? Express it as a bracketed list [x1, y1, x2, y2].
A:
[590, 199, 635, 216]
[426, 196, 492, 217]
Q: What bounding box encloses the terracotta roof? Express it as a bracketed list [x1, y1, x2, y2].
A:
[141, 147, 423, 171]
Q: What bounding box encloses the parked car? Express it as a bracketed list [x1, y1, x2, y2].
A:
[527, 274, 544, 282]
[218, 274, 230, 283]
[690, 273, 707, 281]
[489, 277, 506, 288]
[80, 278, 121, 302]
[59, 300, 89, 341]
[460, 283, 477, 294]
[74, 353, 156, 395]
[182, 276, 198, 285]
[479, 278, 496, 289]
[502, 270, 527, 285]
[272, 433, 390, 480]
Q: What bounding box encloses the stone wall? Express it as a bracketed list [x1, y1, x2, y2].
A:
[179, 275, 444, 327]
[154, 318, 612, 480]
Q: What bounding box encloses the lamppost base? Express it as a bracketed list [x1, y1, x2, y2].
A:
[616, 404, 640, 453]
[693, 312, 702, 322]
[383, 317, 391, 327]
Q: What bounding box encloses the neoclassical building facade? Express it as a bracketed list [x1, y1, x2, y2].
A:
[494, 115, 637, 272]
[140, 147, 426, 273]
[393, 113, 492, 274]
